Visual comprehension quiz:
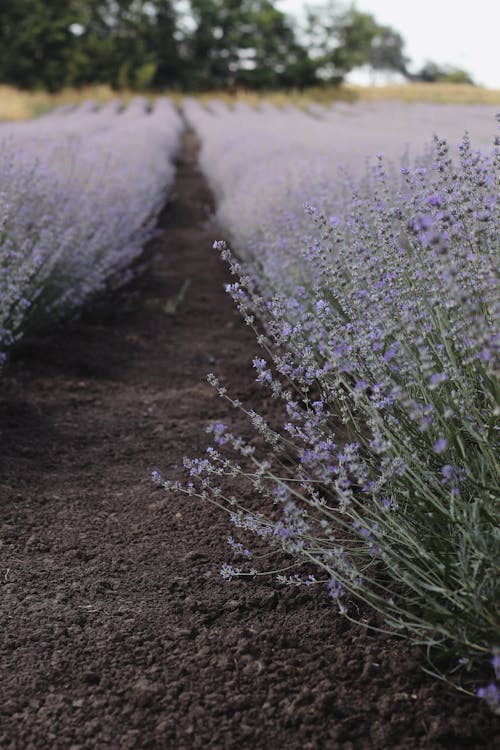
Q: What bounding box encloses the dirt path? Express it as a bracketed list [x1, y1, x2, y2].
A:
[0, 131, 498, 750]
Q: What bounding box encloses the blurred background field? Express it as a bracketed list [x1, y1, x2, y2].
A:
[2, 82, 500, 122]
[196, 82, 500, 109]
[347, 82, 500, 104]
[0, 84, 130, 121]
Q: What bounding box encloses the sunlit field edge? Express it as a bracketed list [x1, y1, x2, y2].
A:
[1, 82, 500, 121]
[0, 84, 131, 121]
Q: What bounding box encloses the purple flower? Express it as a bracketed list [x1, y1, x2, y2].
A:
[433, 438, 448, 454]
[207, 421, 229, 445]
[476, 683, 500, 714]
[220, 563, 239, 580]
[412, 214, 433, 232]
[430, 372, 448, 387]
[492, 653, 500, 680]
[426, 193, 443, 207]
[327, 577, 345, 600]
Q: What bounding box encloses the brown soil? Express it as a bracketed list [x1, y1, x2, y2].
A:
[0, 131, 498, 750]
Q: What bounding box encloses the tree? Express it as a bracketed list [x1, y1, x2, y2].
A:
[368, 25, 408, 75]
[152, 0, 183, 89]
[303, 0, 344, 82]
[74, 0, 166, 89]
[333, 8, 379, 74]
[234, 1, 316, 89]
[414, 61, 475, 85]
[183, 0, 311, 90]
[303, 3, 406, 83]
[0, 0, 86, 90]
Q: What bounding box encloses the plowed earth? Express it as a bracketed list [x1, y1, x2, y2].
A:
[0, 131, 498, 750]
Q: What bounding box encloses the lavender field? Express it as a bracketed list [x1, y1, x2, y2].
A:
[1, 97, 499, 733]
[184, 99, 498, 291]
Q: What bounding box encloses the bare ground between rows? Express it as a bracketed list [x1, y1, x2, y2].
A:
[0, 131, 498, 750]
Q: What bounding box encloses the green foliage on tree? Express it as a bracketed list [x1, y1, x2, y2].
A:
[304, 3, 408, 82]
[368, 25, 408, 74]
[73, 0, 167, 90]
[0, 0, 454, 92]
[182, 0, 315, 89]
[414, 61, 475, 85]
[0, 0, 86, 91]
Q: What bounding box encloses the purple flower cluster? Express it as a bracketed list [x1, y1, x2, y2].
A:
[476, 651, 500, 715]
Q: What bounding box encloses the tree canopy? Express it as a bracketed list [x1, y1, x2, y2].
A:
[0, 1, 467, 92]
[412, 61, 475, 85]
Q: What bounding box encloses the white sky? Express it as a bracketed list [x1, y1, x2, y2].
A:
[278, 0, 500, 89]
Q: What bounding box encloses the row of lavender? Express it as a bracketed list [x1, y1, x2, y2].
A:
[176, 100, 500, 708]
[185, 99, 497, 293]
[0, 97, 183, 362]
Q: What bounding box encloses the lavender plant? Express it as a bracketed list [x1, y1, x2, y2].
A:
[158, 106, 499, 701]
[0, 98, 182, 362]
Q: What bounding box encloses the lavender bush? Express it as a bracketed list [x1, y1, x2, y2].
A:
[0, 97, 182, 362]
[158, 103, 499, 700]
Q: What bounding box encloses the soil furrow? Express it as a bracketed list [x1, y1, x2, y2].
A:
[0, 130, 498, 750]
